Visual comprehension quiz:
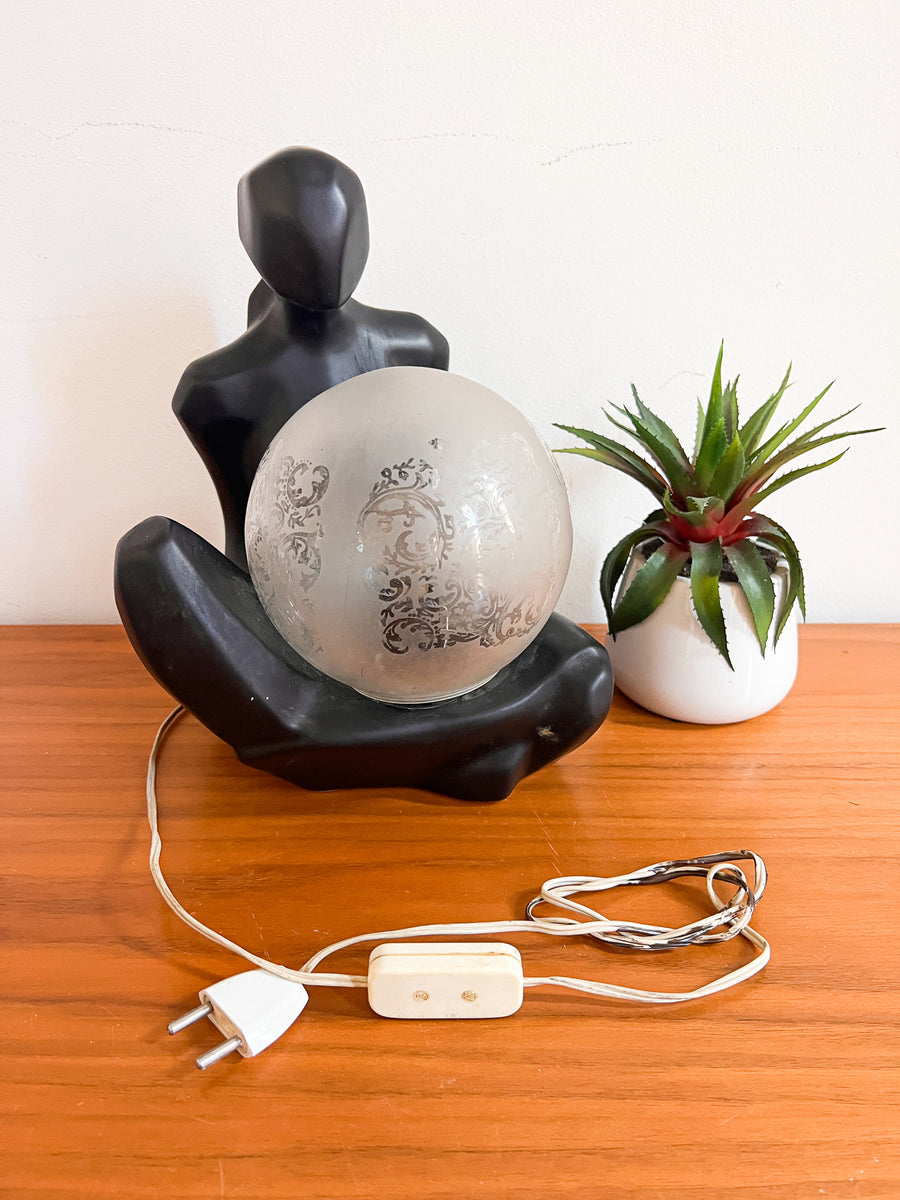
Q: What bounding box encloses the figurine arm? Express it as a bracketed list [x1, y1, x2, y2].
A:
[172, 364, 256, 570]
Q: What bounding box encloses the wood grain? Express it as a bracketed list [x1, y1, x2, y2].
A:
[2, 624, 898, 1199]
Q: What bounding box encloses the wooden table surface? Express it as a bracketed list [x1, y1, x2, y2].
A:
[2, 624, 899, 1199]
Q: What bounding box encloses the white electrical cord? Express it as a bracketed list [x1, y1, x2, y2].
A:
[148, 706, 770, 1007]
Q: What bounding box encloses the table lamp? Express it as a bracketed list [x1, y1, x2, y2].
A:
[114, 147, 613, 800]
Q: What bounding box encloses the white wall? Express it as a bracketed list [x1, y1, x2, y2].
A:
[3, 1, 898, 624]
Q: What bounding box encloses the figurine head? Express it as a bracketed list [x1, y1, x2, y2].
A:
[238, 148, 370, 310]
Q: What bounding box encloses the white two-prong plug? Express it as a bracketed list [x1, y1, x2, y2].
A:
[168, 969, 309, 1069]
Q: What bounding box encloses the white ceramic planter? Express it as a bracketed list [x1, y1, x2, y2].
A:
[605, 553, 799, 724]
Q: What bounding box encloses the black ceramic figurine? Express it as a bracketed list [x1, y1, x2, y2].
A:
[115, 148, 613, 802]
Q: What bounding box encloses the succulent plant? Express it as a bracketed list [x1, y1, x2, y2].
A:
[556, 345, 881, 666]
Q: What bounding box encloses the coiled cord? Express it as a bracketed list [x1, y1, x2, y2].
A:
[148, 706, 769, 1005]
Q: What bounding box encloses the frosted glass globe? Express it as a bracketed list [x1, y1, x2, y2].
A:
[245, 366, 572, 704]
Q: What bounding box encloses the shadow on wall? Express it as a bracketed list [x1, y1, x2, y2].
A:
[22, 286, 222, 622]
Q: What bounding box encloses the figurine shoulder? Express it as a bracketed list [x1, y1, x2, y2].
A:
[353, 302, 449, 369]
[172, 326, 274, 422]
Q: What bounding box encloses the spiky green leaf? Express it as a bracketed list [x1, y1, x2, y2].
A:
[722, 377, 740, 442]
[748, 451, 848, 507]
[782, 403, 864, 446]
[690, 539, 731, 667]
[692, 415, 728, 491]
[707, 433, 746, 504]
[607, 539, 690, 636]
[748, 381, 835, 466]
[554, 425, 668, 501]
[615, 388, 695, 498]
[663, 491, 726, 528]
[723, 539, 775, 654]
[599, 524, 661, 625]
[738, 423, 881, 503]
[692, 397, 706, 461]
[762, 525, 806, 643]
[699, 342, 725, 449]
[555, 446, 665, 500]
[737, 515, 806, 642]
[738, 364, 792, 457]
[600, 518, 674, 625]
[602, 403, 645, 443]
[629, 387, 694, 468]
